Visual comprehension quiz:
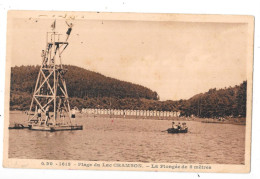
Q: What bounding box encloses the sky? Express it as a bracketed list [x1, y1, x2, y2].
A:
[8, 16, 248, 101]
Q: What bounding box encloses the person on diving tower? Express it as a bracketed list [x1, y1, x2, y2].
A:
[65, 21, 73, 41]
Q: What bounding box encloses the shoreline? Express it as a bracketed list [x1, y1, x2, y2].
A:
[9, 110, 246, 126]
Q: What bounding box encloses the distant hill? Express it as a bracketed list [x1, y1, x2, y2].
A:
[10, 65, 159, 110]
[9, 65, 246, 118]
[181, 81, 247, 118]
[10, 65, 159, 100]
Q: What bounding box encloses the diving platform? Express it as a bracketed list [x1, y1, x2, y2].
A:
[47, 41, 69, 45]
[9, 123, 83, 132]
[29, 124, 83, 132]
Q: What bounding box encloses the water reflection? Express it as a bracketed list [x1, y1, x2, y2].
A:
[9, 112, 245, 164]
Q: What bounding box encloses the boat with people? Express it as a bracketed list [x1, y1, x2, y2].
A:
[167, 122, 188, 133]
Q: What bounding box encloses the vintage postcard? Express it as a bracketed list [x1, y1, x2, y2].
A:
[3, 10, 254, 173]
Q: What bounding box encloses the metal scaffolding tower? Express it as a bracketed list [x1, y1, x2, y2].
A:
[27, 27, 72, 128]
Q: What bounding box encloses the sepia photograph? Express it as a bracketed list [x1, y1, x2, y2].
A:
[3, 10, 254, 173]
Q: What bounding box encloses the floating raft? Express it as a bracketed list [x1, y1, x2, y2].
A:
[29, 124, 83, 132]
[167, 127, 188, 134]
[8, 123, 29, 129]
[9, 123, 83, 132]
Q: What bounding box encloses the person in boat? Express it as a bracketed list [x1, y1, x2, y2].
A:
[177, 122, 181, 130]
[172, 122, 175, 128]
[182, 122, 187, 129]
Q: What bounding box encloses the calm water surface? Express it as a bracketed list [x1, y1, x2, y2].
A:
[9, 111, 245, 164]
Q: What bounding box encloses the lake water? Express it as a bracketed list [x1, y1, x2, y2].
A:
[8, 111, 245, 164]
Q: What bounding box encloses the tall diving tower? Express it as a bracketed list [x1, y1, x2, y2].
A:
[27, 22, 82, 131]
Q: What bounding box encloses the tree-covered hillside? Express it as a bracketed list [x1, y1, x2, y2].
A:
[10, 65, 158, 100]
[10, 65, 247, 118]
[181, 81, 247, 118]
